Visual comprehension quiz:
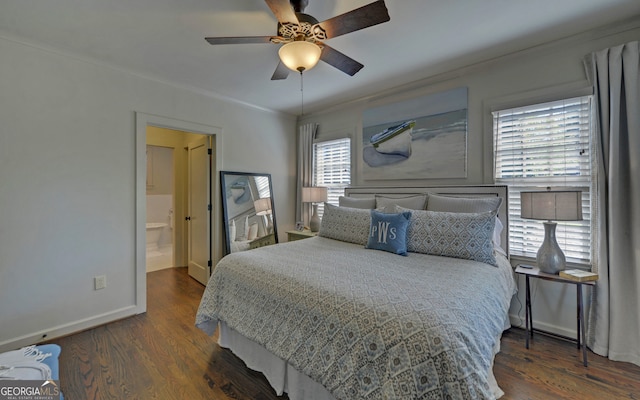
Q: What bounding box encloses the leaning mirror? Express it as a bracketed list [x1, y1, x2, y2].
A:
[220, 171, 278, 255]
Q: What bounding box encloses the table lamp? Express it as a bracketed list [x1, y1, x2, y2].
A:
[254, 197, 273, 234]
[302, 186, 328, 232]
[520, 188, 583, 274]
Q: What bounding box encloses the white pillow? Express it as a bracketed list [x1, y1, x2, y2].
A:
[229, 219, 237, 242]
[426, 193, 502, 213]
[375, 194, 427, 210]
[247, 223, 259, 240]
[338, 196, 376, 209]
[493, 217, 506, 256]
[243, 216, 249, 240]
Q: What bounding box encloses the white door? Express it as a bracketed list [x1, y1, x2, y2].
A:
[187, 136, 211, 284]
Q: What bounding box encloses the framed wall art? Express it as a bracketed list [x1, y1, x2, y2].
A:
[362, 87, 468, 180]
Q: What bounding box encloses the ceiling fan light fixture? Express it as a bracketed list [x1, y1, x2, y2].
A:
[278, 40, 321, 72]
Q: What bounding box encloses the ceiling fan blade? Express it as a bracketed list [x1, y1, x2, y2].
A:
[271, 60, 290, 80]
[205, 36, 275, 45]
[314, 0, 390, 39]
[264, 0, 299, 25]
[320, 45, 364, 76]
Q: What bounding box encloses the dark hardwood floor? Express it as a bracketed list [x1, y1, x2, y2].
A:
[50, 267, 640, 399]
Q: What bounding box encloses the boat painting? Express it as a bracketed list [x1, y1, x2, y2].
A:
[362, 87, 468, 180]
[370, 120, 415, 157]
[223, 175, 255, 219]
[230, 180, 249, 204]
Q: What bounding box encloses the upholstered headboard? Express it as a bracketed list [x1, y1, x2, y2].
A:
[344, 185, 509, 256]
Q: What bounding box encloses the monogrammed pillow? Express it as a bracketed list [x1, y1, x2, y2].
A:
[365, 209, 411, 256]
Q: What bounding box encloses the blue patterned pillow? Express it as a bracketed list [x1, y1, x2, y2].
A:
[400, 207, 498, 266]
[366, 209, 412, 256]
[319, 203, 371, 245]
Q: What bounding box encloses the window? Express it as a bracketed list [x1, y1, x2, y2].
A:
[313, 137, 351, 217]
[493, 96, 595, 267]
[254, 175, 271, 199]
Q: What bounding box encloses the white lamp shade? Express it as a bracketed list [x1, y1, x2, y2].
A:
[520, 190, 583, 221]
[302, 186, 328, 203]
[254, 197, 272, 215]
[278, 41, 321, 72]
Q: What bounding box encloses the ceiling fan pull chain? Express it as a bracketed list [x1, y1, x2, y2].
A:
[300, 70, 304, 115]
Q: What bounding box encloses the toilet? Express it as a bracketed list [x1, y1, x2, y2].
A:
[146, 222, 168, 251]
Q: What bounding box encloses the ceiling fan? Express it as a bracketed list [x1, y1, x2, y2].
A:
[205, 0, 390, 80]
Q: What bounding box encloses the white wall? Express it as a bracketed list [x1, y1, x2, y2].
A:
[146, 145, 173, 196]
[298, 19, 640, 338]
[0, 36, 296, 351]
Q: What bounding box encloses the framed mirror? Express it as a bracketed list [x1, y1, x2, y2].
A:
[220, 171, 278, 255]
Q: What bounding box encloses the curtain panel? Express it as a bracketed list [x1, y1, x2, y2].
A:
[584, 41, 640, 367]
[296, 123, 318, 227]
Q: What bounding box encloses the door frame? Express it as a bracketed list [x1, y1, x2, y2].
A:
[135, 112, 223, 314]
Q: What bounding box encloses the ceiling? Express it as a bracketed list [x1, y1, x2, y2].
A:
[1, 0, 639, 115]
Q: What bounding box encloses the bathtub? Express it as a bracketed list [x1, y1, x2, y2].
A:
[146, 222, 168, 250]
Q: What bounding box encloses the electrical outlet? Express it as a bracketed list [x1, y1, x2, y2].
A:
[94, 275, 107, 290]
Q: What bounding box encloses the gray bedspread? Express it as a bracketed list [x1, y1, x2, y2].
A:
[196, 236, 516, 399]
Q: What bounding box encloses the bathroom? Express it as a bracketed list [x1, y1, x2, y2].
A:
[146, 145, 174, 271]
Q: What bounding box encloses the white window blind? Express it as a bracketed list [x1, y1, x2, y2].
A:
[493, 96, 594, 267]
[313, 137, 351, 217]
[254, 175, 271, 199]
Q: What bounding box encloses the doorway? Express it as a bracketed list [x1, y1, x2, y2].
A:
[135, 113, 223, 313]
[145, 144, 175, 272]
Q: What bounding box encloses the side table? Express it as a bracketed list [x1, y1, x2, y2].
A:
[249, 233, 276, 249]
[514, 265, 597, 367]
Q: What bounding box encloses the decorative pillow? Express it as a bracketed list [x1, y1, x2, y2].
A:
[243, 216, 249, 240]
[375, 194, 427, 210]
[229, 219, 237, 242]
[426, 193, 504, 253]
[426, 193, 502, 213]
[339, 196, 376, 209]
[493, 217, 506, 256]
[247, 223, 259, 240]
[366, 210, 411, 255]
[401, 207, 498, 267]
[319, 203, 371, 245]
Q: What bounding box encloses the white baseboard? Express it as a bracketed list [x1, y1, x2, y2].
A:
[509, 313, 578, 340]
[0, 305, 140, 353]
[0, 309, 578, 354]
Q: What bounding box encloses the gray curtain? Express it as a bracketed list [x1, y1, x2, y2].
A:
[584, 41, 640, 366]
[296, 123, 318, 227]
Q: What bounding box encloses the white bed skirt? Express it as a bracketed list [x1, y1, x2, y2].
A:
[218, 321, 505, 399]
[218, 321, 335, 400]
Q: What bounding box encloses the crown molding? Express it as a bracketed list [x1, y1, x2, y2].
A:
[0, 30, 290, 117]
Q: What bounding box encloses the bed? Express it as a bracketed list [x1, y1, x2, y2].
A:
[229, 214, 265, 252]
[196, 186, 516, 399]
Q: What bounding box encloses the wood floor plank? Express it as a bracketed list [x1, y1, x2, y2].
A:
[48, 267, 640, 399]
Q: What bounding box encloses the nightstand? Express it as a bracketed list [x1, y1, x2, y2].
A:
[515, 265, 597, 367]
[287, 229, 317, 242]
[249, 233, 276, 249]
